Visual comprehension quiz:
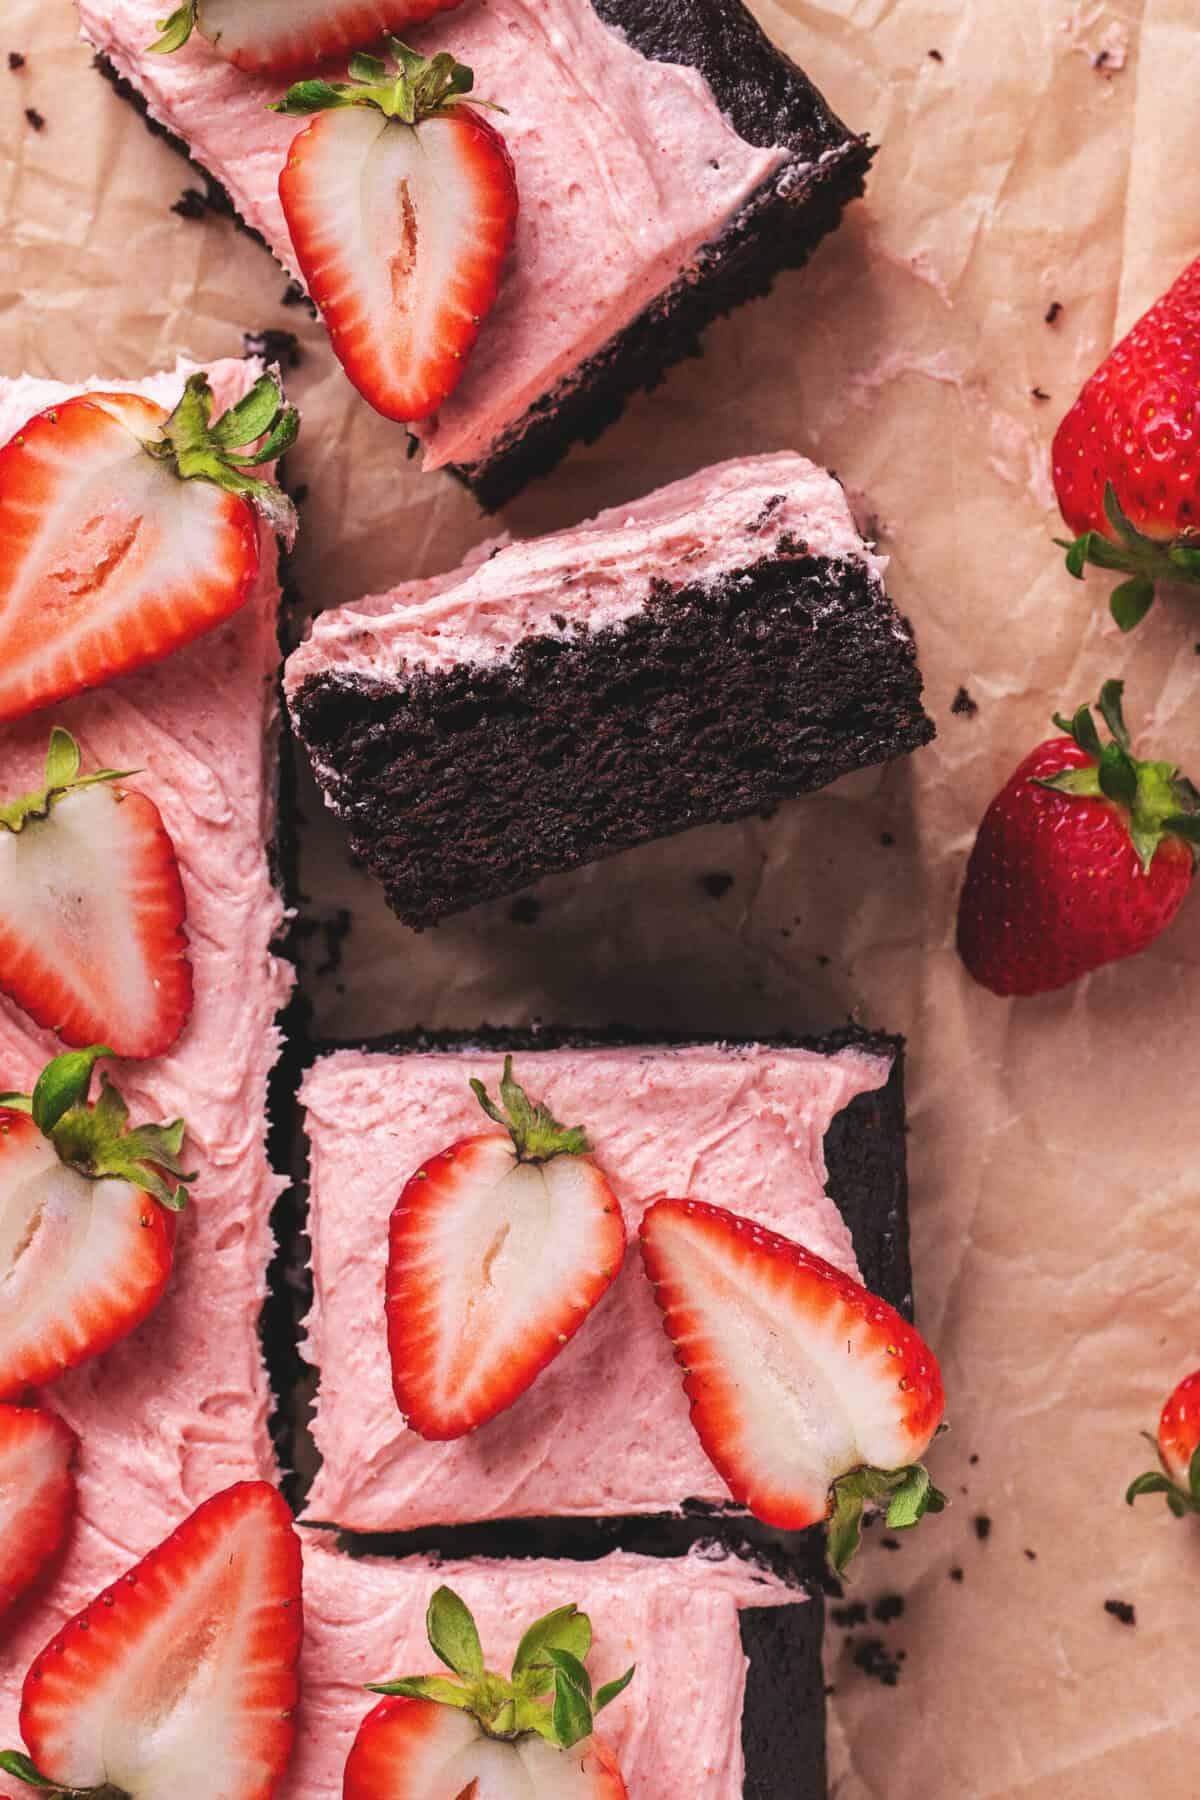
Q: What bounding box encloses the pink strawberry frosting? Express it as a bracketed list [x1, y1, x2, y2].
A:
[285, 451, 886, 707]
[0, 362, 291, 1760]
[296, 1538, 806, 1799]
[75, 0, 790, 469]
[301, 1040, 892, 1531]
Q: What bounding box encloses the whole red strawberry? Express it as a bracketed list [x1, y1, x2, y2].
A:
[957, 681, 1199, 996]
[1053, 256, 1200, 629]
[1127, 1368, 1200, 1518]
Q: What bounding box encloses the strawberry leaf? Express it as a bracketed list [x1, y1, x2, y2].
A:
[148, 372, 299, 545]
[273, 38, 499, 128]
[1110, 576, 1155, 632]
[545, 1646, 592, 1701]
[595, 1665, 636, 1713]
[552, 1665, 594, 1750]
[30, 1046, 113, 1136]
[426, 1586, 484, 1680]
[511, 1604, 592, 1695]
[366, 1675, 475, 1707]
[147, 1, 196, 55]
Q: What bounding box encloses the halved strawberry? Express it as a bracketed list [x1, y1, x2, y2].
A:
[387, 1058, 626, 1439]
[0, 1404, 76, 1621]
[1127, 1368, 1200, 1519]
[0, 1045, 194, 1399]
[151, 0, 465, 74]
[0, 727, 192, 1059]
[276, 42, 518, 423]
[0, 371, 298, 723]
[0, 1481, 302, 1800]
[348, 1584, 632, 1799]
[639, 1198, 946, 1573]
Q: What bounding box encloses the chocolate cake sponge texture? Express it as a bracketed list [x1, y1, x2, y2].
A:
[286, 457, 935, 928]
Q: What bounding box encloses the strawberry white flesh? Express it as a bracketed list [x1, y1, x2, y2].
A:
[0, 1404, 76, 1620]
[387, 1132, 625, 1439]
[0, 783, 192, 1059]
[17, 1481, 302, 1800]
[192, 0, 465, 73]
[639, 1198, 945, 1530]
[0, 1111, 175, 1399]
[344, 1697, 627, 1800]
[280, 105, 518, 423]
[0, 393, 259, 724]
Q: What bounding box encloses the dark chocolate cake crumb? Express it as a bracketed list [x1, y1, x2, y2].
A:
[509, 895, 541, 925]
[1024, 1549, 1037, 1562]
[699, 870, 735, 899]
[292, 908, 352, 977]
[968, 1452, 980, 1465]
[949, 1567, 964, 1583]
[8, 51, 25, 70]
[172, 187, 211, 220]
[1045, 301, 1063, 325]
[1104, 1599, 1136, 1627]
[881, 1537, 902, 1552]
[242, 327, 302, 369]
[849, 1638, 905, 1687]
[23, 105, 43, 130]
[928, 48, 944, 61]
[1031, 386, 1051, 402]
[279, 279, 318, 318]
[973, 1515, 992, 1542]
[952, 687, 979, 717]
[831, 1602, 868, 1628]
[872, 1594, 905, 1624]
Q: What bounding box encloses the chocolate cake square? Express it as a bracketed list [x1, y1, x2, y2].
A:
[299, 1027, 912, 1534]
[296, 1539, 826, 1800]
[80, 0, 872, 506]
[285, 452, 934, 928]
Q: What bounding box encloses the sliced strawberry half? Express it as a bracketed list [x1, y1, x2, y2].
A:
[0, 1404, 76, 1621]
[348, 1584, 632, 1799]
[0, 371, 298, 724]
[1127, 1367, 1200, 1518]
[0, 727, 192, 1059]
[639, 1198, 946, 1572]
[151, 0, 466, 74]
[276, 43, 518, 423]
[0, 1046, 194, 1399]
[387, 1057, 626, 1439]
[0, 1480, 302, 1800]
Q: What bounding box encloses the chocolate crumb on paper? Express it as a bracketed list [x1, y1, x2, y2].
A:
[8, 51, 25, 70]
[172, 187, 210, 220]
[699, 870, 735, 899]
[242, 328, 302, 369]
[23, 105, 43, 130]
[953, 687, 979, 717]
[873, 1594, 905, 1624]
[1045, 301, 1063, 325]
[949, 1567, 964, 1583]
[850, 1638, 906, 1687]
[1104, 1599, 1136, 1627]
[1031, 387, 1051, 401]
[974, 1515, 993, 1541]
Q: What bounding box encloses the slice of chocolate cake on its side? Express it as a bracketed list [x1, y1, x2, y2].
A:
[296, 1539, 826, 1800]
[79, 0, 871, 506]
[286, 452, 933, 928]
[298, 1028, 912, 1535]
[0, 360, 294, 1748]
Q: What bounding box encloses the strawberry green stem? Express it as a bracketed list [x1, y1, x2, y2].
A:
[469, 1057, 591, 1163]
[0, 728, 132, 834]
[0, 1047, 193, 1212]
[1037, 678, 1200, 873]
[1057, 482, 1200, 631]
[272, 39, 503, 127]
[0, 1748, 128, 1797]
[141, 371, 299, 543]
[367, 1586, 633, 1751]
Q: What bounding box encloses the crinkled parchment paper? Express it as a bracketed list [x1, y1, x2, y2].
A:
[3, 0, 1199, 1793]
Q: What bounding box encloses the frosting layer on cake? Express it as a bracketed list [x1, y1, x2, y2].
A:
[296, 1540, 806, 1800]
[78, 0, 788, 470]
[301, 1040, 891, 1531]
[285, 451, 884, 693]
[0, 363, 290, 1750]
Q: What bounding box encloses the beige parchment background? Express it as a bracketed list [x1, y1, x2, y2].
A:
[3, 0, 1199, 1793]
